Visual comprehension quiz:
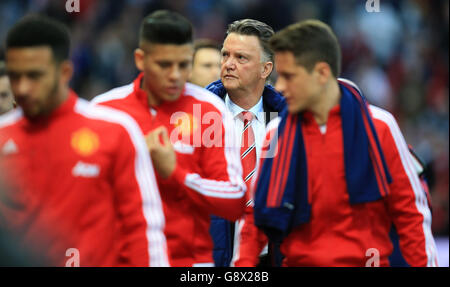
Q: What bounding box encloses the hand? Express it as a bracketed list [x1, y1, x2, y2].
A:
[145, 126, 176, 179]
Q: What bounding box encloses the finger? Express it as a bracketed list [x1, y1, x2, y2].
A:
[144, 133, 152, 150]
[146, 126, 164, 148]
[160, 127, 170, 147]
[152, 126, 165, 135]
[151, 126, 168, 147]
[145, 131, 155, 146]
[150, 127, 164, 145]
[147, 133, 160, 153]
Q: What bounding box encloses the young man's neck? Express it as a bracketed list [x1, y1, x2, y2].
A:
[30, 86, 69, 120]
[310, 79, 340, 126]
[51, 85, 69, 112]
[146, 90, 160, 107]
[227, 82, 265, 110]
[141, 79, 161, 107]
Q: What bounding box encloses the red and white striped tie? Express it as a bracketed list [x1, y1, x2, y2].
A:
[240, 111, 257, 200]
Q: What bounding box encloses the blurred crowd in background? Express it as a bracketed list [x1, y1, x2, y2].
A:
[0, 0, 448, 236]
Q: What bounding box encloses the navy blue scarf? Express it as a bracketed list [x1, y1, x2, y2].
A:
[254, 79, 392, 244]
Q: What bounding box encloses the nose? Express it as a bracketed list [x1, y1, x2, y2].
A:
[222, 57, 236, 71]
[14, 76, 32, 97]
[275, 77, 286, 94]
[168, 65, 181, 82]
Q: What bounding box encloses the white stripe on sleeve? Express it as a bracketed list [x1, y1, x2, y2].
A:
[90, 83, 134, 104]
[370, 105, 438, 267]
[180, 83, 246, 199]
[0, 109, 23, 128]
[75, 99, 169, 267]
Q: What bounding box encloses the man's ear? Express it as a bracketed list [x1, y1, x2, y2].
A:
[135, 48, 145, 72]
[60, 60, 74, 85]
[261, 61, 273, 80]
[314, 62, 332, 84]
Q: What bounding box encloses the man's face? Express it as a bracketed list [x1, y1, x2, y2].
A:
[220, 33, 265, 93]
[136, 43, 193, 105]
[0, 76, 14, 115]
[274, 51, 321, 114]
[190, 48, 221, 87]
[6, 47, 60, 118]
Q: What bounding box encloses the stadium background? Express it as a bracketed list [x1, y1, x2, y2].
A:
[0, 0, 448, 266]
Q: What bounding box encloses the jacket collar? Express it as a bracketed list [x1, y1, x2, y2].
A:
[23, 90, 78, 127]
[133, 73, 150, 108]
[133, 72, 187, 110]
[206, 79, 286, 113]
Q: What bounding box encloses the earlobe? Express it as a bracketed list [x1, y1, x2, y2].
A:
[135, 48, 144, 71]
[316, 62, 331, 84]
[61, 61, 74, 84]
[262, 62, 273, 79]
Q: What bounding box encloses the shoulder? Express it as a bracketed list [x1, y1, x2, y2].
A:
[90, 83, 142, 117]
[0, 109, 24, 130]
[205, 80, 227, 98]
[338, 78, 364, 95]
[368, 104, 409, 151]
[75, 98, 144, 143]
[183, 82, 228, 114]
[91, 83, 134, 105]
[369, 105, 399, 133]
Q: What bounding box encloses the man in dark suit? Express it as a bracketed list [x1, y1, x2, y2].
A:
[206, 19, 286, 267]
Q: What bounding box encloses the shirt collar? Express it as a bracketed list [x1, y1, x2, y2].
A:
[225, 94, 264, 123]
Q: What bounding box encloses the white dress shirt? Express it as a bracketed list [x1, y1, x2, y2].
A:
[225, 93, 269, 265]
[225, 94, 266, 159]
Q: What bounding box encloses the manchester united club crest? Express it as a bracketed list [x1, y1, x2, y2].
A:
[71, 128, 100, 156]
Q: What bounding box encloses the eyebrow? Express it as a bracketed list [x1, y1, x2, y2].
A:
[155, 59, 191, 65]
[279, 71, 296, 77]
[221, 49, 252, 57]
[7, 69, 46, 76]
[237, 51, 251, 56]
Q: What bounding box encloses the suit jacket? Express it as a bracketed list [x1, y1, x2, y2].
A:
[206, 80, 286, 267]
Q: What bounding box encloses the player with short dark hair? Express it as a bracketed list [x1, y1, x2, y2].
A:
[93, 10, 246, 267]
[0, 15, 168, 266]
[249, 19, 438, 267]
[270, 19, 341, 78]
[139, 10, 193, 46]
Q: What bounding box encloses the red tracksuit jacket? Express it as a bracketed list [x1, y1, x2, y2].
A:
[92, 74, 246, 266]
[0, 92, 168, 266]
[235, 103, 438, 267]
